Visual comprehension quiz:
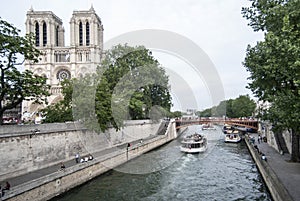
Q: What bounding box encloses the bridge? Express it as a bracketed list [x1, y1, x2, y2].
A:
[175, 118, 258, 130]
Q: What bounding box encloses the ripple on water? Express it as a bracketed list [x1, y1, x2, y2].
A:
[52, 126, 272, 201]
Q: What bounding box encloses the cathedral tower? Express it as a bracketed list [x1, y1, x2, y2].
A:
[23, 6, 103, 119]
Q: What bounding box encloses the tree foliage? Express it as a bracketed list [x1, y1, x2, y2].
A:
[41, 79, 73, 123]
[42, 73, 99, 126]
[198, 95, 256, 118]
[95, 44, 171, 131]
[231, 95, 256, 118]
[169, 111, 182, 118]
[242, 0, 300, 161]
[0, 18, 50, 124]
[197, 108, 212, 118]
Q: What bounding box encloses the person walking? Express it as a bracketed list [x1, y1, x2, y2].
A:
[75, 153, 80, 163]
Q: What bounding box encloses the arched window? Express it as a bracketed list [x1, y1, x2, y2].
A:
[35, 22, 39, 46]
[42, 22, 47, 46]
[86, 22, 90, 46]
[79, 21, 83, 46]
[56, 26, 59, 46]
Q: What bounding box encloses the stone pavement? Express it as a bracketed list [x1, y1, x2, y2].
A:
[250, 133, 300, 201]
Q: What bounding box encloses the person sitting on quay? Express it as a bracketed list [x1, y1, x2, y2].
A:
[1, 181, 11, 197]
[3, 182, 10, 191]
[84, 156, 89, 162]
[60, 162, 66, 171]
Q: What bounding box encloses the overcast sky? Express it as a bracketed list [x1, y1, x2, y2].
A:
[0, 0, 264, 112]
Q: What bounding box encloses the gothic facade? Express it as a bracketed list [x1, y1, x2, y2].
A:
[22, 6, 103, 117]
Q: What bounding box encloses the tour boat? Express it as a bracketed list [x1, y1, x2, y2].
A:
[201, 123, 216, 130]
[222, 124, 234, 134]
[180, 133, 207, 153]
[224, 130, 241, 143]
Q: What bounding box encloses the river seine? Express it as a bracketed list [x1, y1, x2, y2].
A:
[52, 125, 272, 201]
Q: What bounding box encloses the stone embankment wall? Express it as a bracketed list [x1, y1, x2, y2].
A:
[281, 130, 292, 154]
[245, 136, 293, 201]
[2, 119, 177, 201]
[259, 121, 292, 153]
[0, 120, 160, 182]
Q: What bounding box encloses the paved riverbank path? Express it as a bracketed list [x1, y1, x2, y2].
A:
[251, 134, 300, 201]
[0, 137, 155, 200]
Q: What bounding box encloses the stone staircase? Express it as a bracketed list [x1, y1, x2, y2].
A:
[274, 132, 289, 154]
[156, 120, 169, 135]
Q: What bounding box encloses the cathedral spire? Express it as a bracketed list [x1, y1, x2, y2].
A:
[29, 5, 34, 12]
[90, 4, 95, 12]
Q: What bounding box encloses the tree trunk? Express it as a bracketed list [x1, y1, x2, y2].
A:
[290, 129, 300, 162]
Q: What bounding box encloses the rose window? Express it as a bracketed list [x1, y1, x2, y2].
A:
[57, 69, 71, 81]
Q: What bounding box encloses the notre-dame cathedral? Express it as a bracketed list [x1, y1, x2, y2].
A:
[22, 6, 103, 118]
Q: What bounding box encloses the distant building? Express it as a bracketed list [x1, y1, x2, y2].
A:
[181, 108, 198, 119]
[186, 109, 197, 116]
[22, 6, 104, 117]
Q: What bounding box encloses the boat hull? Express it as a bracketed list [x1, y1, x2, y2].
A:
[224, 138, 241, 143]
[202, 127, 216, 130]
[224, 135, 241, 143]
[180, 146, 207, 153]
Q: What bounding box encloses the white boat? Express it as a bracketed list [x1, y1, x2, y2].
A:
[180, 133, 207, 153]
[222, 124, 234, 134]
[224, 130, 241, 143]
[202, 124, 216, 130]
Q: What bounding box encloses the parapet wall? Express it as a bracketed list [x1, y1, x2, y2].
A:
[245, 136, 293, 201]
[0, 120, 160, 182]
[2, 119, 177, 201]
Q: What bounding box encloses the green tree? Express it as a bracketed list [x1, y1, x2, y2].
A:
[215, 100, 227, 117]
[0, 18, 49, 124]
[198, 108, 212, 117]
[242, 0, 300, 161]
[231, 95, 256, 118]
[41, 79, 73, 123]
[42, 74, 99, 127]
[170, 111, 182, 118]
[198, 95, 256, 118]
[72, 73, 99, 127]
[95, 44, 171, 131]
[225, 99, 234, 118]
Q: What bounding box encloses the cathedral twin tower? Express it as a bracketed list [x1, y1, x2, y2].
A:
[23, 6, 103, 115]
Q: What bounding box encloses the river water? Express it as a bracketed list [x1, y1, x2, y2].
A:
[52, 125, 272, 201]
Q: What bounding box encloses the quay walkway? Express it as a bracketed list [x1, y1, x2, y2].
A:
[0, 136, 157, 201]
[247, 133, 300, 201]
